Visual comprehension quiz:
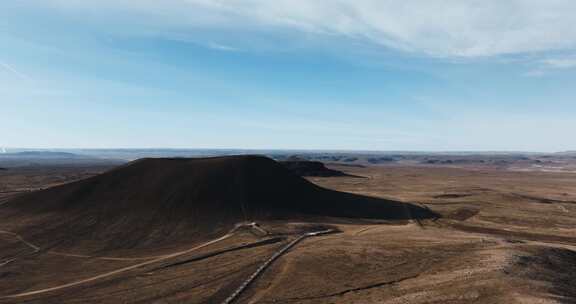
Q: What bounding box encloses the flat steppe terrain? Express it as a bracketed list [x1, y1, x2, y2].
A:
[1, 163, 575, 303]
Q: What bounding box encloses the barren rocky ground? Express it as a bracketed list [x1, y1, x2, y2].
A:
[1, 162, 575, 303]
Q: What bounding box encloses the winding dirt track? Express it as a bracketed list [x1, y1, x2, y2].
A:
[47, 251, 168, 261]
[0, 230, 40, 252]
[0, 229, 178, 261]
[0, 226, 245, 300]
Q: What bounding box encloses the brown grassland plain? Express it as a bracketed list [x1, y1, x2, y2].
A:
[1, 163, 575, 304]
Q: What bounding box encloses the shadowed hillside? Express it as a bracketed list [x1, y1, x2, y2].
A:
[280, 160, 352, 177]
[0, 156, 436, 251]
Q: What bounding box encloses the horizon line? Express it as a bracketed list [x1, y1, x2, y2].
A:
[2, 147, 572, 154]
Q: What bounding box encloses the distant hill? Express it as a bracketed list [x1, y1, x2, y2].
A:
[0, 151, 88, 159]
[0, 151, 123, 167]
[557, 151, 576, 156]
[281, 160, 349, 177]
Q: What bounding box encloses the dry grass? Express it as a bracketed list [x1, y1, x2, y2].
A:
[1, 163, 575, 303]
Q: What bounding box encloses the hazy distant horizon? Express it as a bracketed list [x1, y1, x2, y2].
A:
[1, 147, 571, 154]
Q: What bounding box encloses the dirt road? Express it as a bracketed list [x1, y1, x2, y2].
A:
[0, 224, 254, 299]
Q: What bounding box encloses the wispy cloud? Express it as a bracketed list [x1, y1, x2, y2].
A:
[206, 42, 239, 52]
[523, 54, 576, 77]
[541, 57, 576, 69]
[0, 60, 33, 81]
[523, 69, 546, 78]
[24, 0, 576, 59]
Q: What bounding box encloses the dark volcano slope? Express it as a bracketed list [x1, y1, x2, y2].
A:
[1, 156, 436, 250]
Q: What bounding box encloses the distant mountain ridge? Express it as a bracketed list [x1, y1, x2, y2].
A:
[0, 151, 88, 159]
[0, 151, 123, 168]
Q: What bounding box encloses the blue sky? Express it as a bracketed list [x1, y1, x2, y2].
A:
[1, 1, 576, 151]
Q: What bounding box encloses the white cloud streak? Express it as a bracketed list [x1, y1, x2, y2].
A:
[16, 0, 576, 58]
[541, 57, 576, 69]
[148, 0, 576, 57]
[206, 42, 239, 52]
[0, 60, 33, 81]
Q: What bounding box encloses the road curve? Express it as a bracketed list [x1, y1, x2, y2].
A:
[47, 251, 167, 261]
[0, 226, 245, 299]
[0, 230, 40, 252]
[0, 229, 190, 261]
